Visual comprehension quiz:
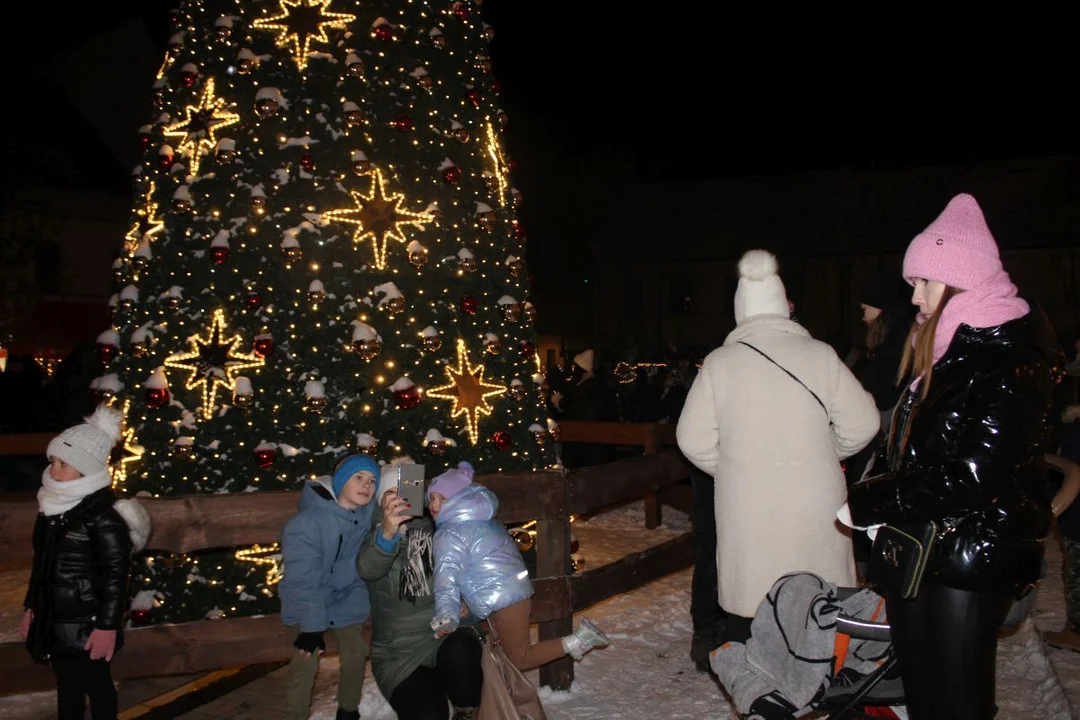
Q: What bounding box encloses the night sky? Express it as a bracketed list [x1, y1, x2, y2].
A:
[4, 2, 1076, 290]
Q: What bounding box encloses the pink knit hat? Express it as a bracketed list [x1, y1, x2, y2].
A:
[902, 193, 1003, 290]
[428, 461, 475, 501]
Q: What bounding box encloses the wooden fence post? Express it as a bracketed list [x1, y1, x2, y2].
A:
[642, 426, 661, 529]
[536, 516, 573, 690]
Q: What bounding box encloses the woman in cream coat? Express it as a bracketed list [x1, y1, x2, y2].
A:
[677, 250, 880, 635]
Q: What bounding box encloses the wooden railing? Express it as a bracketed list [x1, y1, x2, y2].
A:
[0, 422, 692, 696]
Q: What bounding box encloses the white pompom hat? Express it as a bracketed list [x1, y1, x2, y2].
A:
[46, 406, 123, 476]
[733, 249, 791, 325]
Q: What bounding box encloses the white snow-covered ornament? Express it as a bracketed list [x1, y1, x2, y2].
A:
[475, 201, 497, 232]
[407, 240, 428, 268]
[163, 285, 184, 310]
[213, 15, 233, 41]
[529, 422, 549, 448]
[390, 377, 421, 409]
[118, 285, 139, 312]
[423, 428, 456, 455]
[96, 330, 120, 364]
[450, 120, 468, 143]
[304, 379, 328, 413]
[131, 326, 153, 357]
[171, 184, 192, 213]
[216, 137, 236, 162]
[524, 300, 536, 324]
[421, 325, 442, 353]
[308, 279, 326, 306]
[346, 52, 365, 77]
[144, 366, 170, 409]
[158, 143, 174, 168]
[250, 185, 268, 215]
[91, 373, 125, 403]
[509, 378, 528, 402]
[505, 253, 524, 277]
[483, 332, 502, 355]
[232, 376, 254, 409]
[236, 48, 257, 74]
[498, 294, 522, 322]
[429, 27, 446, 49]
[411, 66, 433, 91]
[374, 282, 405, 316]
[457, 247, 477, 274]
[356, 433, 379, 455]
[174, 435, 195, 460]
[343, 100, 364, 128]
[281, 233, 301, 263]
[255, 87, 283, 118]
[351, 150, 371, 175]
[351, 321, 381, 360]
[210, 230, 230, 265]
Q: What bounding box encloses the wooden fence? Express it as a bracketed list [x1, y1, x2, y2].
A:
[0, 422, 692, 696]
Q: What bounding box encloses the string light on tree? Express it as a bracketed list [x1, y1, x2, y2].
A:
[428, 339, 508, 446]
[109, 399, 145, 492]
[124, 181, 166, 256]
[163, 309, 266, 420]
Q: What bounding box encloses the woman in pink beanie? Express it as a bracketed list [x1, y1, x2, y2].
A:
[849, 193, 1058, 719]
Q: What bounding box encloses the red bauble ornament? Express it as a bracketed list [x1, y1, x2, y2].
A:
[181, 70, 198, 88]
[452, 1, 469, 20]
[490, 431, 511, 451]
[129, 608, 151, 626]
[373, 24, 394, 41]
[254, 447, 277, 468]
[392, 115, 414, 132]
[139, 132, 152, 151]
[211, 247, 229, 265]
[159, 151, 174, 168]
[443, 166, 461, 184]
[512, 220, 525, 241]
[465, 88, 482, 108]
[394, 386, 422, 410]
[253, 336, 275, 357]
[459, 295, 478, 315]
[518, 340, 535, 358]
[145, 387, 170, 409]
[98, 343, 118, 364]
[246, 292, 263, 311]
[299, 153, 315, 172]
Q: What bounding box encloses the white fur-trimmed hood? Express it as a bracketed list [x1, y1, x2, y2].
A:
[114, 498, 152, 552]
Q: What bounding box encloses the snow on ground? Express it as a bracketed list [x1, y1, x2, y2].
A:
[2, 501, 1078, 719]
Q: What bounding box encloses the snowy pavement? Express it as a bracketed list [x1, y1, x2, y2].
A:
[2, 501, 1078, 718]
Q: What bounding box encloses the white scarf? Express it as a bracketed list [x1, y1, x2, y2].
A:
[37, 468, 113, 517]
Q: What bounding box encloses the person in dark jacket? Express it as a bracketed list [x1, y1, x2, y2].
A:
[849, 194, 1056, 720]
[280, 454, 377, 720]
[21, 407, 150, 720]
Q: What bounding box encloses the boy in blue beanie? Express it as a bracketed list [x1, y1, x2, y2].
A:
[281, 454, 379, 720]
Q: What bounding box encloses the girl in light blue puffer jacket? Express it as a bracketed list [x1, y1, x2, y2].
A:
[425, 461, 609, 670]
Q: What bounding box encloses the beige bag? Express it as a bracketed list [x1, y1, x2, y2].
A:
[476, 623, 549, 720]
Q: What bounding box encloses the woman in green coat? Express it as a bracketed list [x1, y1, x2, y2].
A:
[357, 472, 483, 720]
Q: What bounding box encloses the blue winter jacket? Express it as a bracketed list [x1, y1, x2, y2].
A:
[280, 478, 375, 632]
[433, 484, 533, 622]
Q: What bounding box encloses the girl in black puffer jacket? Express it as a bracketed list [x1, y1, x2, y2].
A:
[20, 407, 150, 720]
[850, 194, 1056, 720]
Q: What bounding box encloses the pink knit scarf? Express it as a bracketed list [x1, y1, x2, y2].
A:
[913, 270, 1029, 365]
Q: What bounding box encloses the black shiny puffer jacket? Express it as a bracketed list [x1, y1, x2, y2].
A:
[23, 487, 132, 662]
[849, 309, 1056, 596]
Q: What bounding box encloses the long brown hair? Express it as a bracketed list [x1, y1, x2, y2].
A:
[897, 286, 960, 399]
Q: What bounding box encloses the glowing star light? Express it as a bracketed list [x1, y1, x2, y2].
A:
[163, 78, 240, 177]
[252, 0, 356, 71]
[323, 168, 433, 269]
[164, 309, 265, 419]
[485, 121, 510, 206]
[109, 399, 144, 490]
[124, 181, 165, 255]
[428, 339, 507, 445]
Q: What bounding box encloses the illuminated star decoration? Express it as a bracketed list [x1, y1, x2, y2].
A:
[427, 339, 507, 445]
[235, 544, 284, 589]
[164, 309, 265, 420]
[485, 121, 510, 206]
[124, 181, 165, 255]
[109, 399, 145, 491]
[252, 0, 356, 71]
[163, 78, 240, 177]
[322, 167, 434, 269]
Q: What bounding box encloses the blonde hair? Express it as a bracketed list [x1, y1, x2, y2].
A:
[897, 286, 959, 399]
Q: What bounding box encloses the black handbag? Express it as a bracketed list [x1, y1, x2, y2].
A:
[867, 520, 939, 599]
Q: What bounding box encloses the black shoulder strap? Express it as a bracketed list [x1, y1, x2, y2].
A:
[737, 341, 827, 416]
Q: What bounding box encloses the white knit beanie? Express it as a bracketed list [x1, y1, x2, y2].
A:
[733, 250, 791, 325]
[573, 349, 595, 373]
[46, 406, 123, 476]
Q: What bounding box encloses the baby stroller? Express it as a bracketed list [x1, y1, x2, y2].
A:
[711, 576, 1038, 720]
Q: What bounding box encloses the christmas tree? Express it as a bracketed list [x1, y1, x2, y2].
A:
[102, 0, 553, 625]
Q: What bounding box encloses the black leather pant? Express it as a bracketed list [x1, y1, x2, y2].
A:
[689, 469, 727, 637]
[886, 583, 1009, 719]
